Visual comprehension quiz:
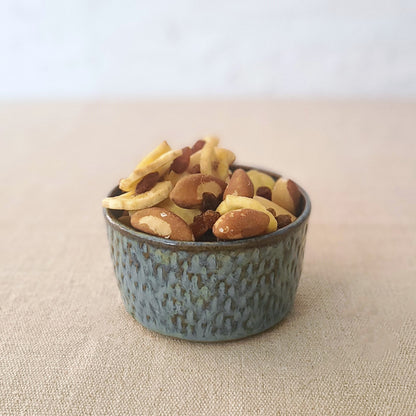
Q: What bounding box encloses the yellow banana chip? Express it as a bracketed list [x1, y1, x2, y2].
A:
[215, 148, 236, 180]
[119, 149, 182, 192]
[187, 150, 202, 172]
[247, 169, 275, 192]
[135, 140, 171, 170]
[102, 181, 172, 211]
[253, 196, 296, 221]
[203, 136, 220, 146]
[157, 198, 201, 225]
[200, 142, 216, 175]
[163, 170, 187, 187]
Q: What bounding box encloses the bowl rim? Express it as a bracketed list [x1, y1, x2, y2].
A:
[103, 164, 311, 250]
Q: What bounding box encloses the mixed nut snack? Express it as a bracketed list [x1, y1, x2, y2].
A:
[102, 137, 301, 242]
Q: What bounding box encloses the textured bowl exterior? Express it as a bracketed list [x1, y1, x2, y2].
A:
[104, 167, 311, 342]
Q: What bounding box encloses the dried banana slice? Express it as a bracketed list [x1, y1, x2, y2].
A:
[135, 140, 171, 170]
[157, 198, 201, 225]
[103, 181, 172, 211]
[215, 148, 236, 180]
[119, 149, 182, 192]
[203, 136, 220, 146]
[187, 149, 202, 173]
[246, 169, 275, 193]
[200, 142, 216, 175]
[163, 170, 188, 187]
[253, 196, 296, 222]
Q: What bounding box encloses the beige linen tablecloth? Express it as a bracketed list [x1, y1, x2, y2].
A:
[1, 101, 415, 415]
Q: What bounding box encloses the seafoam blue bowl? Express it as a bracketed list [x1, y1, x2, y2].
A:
[104, 165, 311, 342]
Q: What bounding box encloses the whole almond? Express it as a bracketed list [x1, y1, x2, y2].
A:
[272, 178, 301, 216]
[130, 207, 194, 241]
[212, 209, 270, 240]
[170, 174, 226, 208]
[223, 169, 254, 199]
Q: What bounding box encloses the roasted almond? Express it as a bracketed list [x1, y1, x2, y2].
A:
[170, 174, 226, 208]
[213, 209, 270, 240]
[130, 207, 194, 241]
[223, 168, 254, 198]
[272, 178, 301, 216]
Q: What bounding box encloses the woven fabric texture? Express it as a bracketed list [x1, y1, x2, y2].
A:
[1, 101, 415, 415]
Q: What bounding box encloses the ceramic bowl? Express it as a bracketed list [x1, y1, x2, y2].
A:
[103, 165, 311, 342]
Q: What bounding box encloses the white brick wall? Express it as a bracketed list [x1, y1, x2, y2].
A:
[1, 0, 415, 98]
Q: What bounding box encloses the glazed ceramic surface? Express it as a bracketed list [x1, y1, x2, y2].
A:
[104, 166, 311, 342]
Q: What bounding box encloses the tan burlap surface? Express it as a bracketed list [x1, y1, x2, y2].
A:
[0, 101, 415, 415]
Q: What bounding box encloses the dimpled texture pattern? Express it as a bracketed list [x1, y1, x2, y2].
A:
[106, 221, 308, 341]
